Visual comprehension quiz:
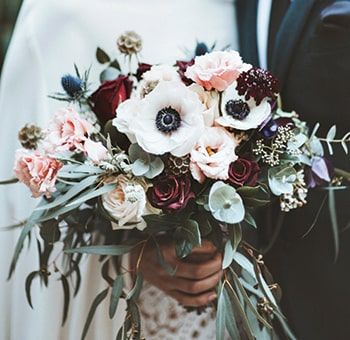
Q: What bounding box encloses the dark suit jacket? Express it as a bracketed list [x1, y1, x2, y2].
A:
[237, 1, 350, 339]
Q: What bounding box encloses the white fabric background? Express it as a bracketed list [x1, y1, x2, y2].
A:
[0, 0, 237, 339]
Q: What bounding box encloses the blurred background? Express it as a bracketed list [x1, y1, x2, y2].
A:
[0, 0, 23, 72]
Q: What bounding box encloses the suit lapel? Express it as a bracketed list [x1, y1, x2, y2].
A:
[271, 0, 317, 88]
[236, 0, 260, 66]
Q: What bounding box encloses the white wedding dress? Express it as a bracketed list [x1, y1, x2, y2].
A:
[0, 0, 238, 339]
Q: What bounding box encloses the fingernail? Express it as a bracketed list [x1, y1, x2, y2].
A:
[208, 293, 217, 302]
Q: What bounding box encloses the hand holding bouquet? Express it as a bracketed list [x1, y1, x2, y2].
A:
[2, 31, 349, 340]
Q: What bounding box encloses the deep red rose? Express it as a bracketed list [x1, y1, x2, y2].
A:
[90, 75, 133, 124]
[176, 59, 194, 86]
[228, 158, 260, 187]
[148, 175, 195, 212]
[136, 63, 152, 81]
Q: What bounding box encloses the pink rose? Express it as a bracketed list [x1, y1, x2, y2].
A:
[84, 139, 109, 163]
[190, 127, 239, 183]
[44, 107, 93, 152]
[14, 149, 62, 198]
[185, 51, 247, 92]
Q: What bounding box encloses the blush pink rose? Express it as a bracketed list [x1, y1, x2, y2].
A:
[44, 107, 93, 152]
[84, 139, 109, 163]
[185, 51, 247, 92]
[190, 127, 239, 183]
[14, 149, 62, 198]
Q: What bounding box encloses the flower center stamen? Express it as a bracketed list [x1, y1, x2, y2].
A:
[225, 99, 250, 120]
[156, 107, 181, 133]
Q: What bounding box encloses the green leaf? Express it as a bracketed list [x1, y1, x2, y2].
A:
[216, 287, 226, 340]
[154, 240, 177, 275]
[81, 288, 109, 340]
[109, 276, 124, 319]
[66, 184, 116, 207]
[36, 175, 99, 211]
[237, 185, 271, 207]
[109, 59, 121, 71]
[8, 205, 45, 279]
[128, 300, 141, 339]
[328, 188, 340, 262]
[0, 178, 19, 185]
[230, 269, 272, 329]
[222, 240, 234, 269]
[244, 212, 257, 229]
[96, 47, 111, 64]
[222, 287, 240, 339]
[25, 271, 39, 308]
[61, 275, 70, 326]
[182, 219, 201, 246]
[39, 220, 60, 244]
[175, 239, 193, 259]
[326, 125, 337, 141]
[224, 285, 255, 339]
[65, 245, 133, 256]
[126, 273, 143, 300]
[230, 223, 242, 252]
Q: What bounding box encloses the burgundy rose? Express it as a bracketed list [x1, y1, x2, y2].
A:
[228, 158, 260, 187]
[90, 75, 133, 124]
[136, 63, 152, 81]
[176, 59, 194, 86]
[148, 175, 195, 212]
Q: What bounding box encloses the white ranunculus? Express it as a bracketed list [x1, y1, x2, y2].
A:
[102, 175, 147, 230]
[115, 81, 205, 157]
[142, 64, 180, 83]
[216, 83, 271, 131]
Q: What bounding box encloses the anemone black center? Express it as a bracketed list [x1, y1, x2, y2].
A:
[156, 107, 181, 133]
[225, 99, 250, 120]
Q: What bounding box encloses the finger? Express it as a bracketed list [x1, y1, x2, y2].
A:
[176, 252, 222, 280]
[173, 270, 223, 295]
[168, 289, 217, 307]
[191, 240, 217, 255]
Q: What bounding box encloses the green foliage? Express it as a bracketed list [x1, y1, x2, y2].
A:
[81, 288, 109, 340]
[109, 276, 124, 319]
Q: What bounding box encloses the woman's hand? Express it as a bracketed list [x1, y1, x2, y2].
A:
[130, 238, 223, 307]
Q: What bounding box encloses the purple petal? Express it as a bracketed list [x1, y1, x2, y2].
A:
[311, 157, 331, 182]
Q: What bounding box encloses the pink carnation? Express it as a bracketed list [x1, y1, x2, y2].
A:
[185, 51, 247, 92]
[14, 149, 62, 198]
[44, 107, 93, 152]
[190, 127, 239, 183]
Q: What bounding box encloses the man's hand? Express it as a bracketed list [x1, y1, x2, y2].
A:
[130, 238, 222, 307]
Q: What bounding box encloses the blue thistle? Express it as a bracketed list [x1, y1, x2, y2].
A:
[195, 42, 209, 56]
[61, 74, 83, 97]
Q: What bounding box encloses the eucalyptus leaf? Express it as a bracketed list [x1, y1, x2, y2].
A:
[61, 275, 70, 326]
[25, 271, 39, 308]
[216, 287, 226, 340]
[35, 175, 98, 211]
[109, 276, 124, 319]
[0, 178, 19, 185]
[96, 47, 111, 64]
[81, 288, 109, 340]
[326, 125, 337, 141]
[244, 212, 257, 229]
[328, 188, 340, 261]
[222, 240, 234, 269]
[126, 273, 143, 300]
[65, 245, 133, 256]
[66, 183, 115, 207]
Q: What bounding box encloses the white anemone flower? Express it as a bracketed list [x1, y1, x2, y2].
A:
[208, 181, 245, 224]
[216, 83, 271, 131]
[115, 81, 205, 157]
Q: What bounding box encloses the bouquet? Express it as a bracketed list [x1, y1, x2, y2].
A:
[2, 31, 349, 340]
